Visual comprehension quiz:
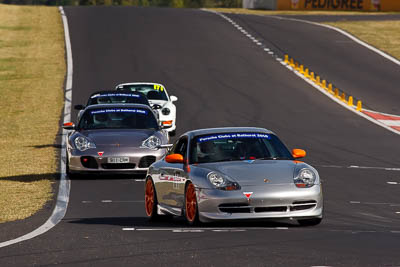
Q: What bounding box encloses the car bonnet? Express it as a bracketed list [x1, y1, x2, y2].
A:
[198, 160, 297, 186]
[80, 129, 158, 148]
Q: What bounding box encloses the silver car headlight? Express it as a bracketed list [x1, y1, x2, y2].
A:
[142, 135, 161, 150]
[74, 136, 96, 151]
[294, 168, 316, 188]
[207, 172, 240, 191]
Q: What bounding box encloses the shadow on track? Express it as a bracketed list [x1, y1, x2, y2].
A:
[0, 173, 60, 182]
[28, 144, 63, 149]
[68, 173, 146, 180]
[65, 216, 306, 228]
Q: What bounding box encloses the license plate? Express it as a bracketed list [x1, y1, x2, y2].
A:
[107, 157, 129, 164]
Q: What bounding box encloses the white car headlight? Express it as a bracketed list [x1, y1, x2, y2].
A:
[142, 135, 161, 150]
[207, 172, 240, 191]
[294, 168, 316, 188]
[161, 108, 170, 115]
[74, 136, 96, 151]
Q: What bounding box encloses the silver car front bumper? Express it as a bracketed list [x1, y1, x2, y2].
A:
[68, 147, 166, 174]
[197, 184, 323, 222]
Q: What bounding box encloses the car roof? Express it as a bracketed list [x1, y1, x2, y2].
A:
[89, 90, 146, 97]
[83, 103, 152, 111]
[184, 127, 275, 139]
[115, 82, 166, 89]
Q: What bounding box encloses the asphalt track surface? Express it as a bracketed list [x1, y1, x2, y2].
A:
[229, 13, 400, 114]
[1, 7, 400, 266]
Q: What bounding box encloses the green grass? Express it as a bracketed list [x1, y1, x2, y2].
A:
[0, 4, 65, 223]
[325, 20, 400, 59]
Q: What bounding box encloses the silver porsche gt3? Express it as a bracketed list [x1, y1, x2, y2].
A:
[62, 103, 169, 177]
[145, 127, 323, 226]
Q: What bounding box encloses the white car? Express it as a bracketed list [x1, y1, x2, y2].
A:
[115, 82, 178, 136]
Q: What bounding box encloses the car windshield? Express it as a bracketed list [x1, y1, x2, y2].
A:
[78, 108, 158, 130]
[116, 84, 168, 101]
[190, 132, 293, 164]
[87, 92, 150, 106]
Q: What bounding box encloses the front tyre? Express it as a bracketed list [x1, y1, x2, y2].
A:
[145, 178, 159, 220]
[169, 130, 176, 137]
[184, 182, 199, 225]
[66, 152, 79, 179]
[298, 218, 322, 226]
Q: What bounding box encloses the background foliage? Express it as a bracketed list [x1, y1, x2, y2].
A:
[0, 0, 242, 7]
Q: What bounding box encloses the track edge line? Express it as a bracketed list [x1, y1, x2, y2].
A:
[202, 9, 400, 137]
[0, 6, 73, 248]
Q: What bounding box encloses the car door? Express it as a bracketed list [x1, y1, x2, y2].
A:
[159, 136, 188, 208]
[171, 136, 189, 208]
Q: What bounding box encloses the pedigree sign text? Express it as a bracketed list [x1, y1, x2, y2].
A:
[277, 0, 397, 11]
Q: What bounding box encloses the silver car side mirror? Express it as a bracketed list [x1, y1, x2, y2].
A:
[74, 104, 85, 110]
[156, 144, 173, 150]
[170, 95, 178, 102]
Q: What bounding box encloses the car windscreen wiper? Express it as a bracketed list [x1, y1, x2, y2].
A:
[257, 157, 291, 160]
[211, 158, 239, 163]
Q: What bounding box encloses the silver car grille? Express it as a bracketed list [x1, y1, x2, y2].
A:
[219, 203, 251, 213]
[218, 200, 317, 214]
[138, 156, 156, 168]
[290, 200, 317, 211]
[101, 163, 136, 169]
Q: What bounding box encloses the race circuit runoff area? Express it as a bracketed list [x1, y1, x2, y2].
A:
[2, 5, 400, 247]
[1, 6, 400, 267]
[204, 9, 400, 137]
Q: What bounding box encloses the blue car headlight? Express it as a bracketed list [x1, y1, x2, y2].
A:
[207, 172, 240, 191]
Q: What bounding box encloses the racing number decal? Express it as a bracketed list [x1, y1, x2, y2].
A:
[159, 173, 181, 190]
[153, 84, 164, 91]
[173, 172, 179, 190]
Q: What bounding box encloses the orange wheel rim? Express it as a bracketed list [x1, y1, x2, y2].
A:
[185, 183, 197, 222]
[145, 179, 154, 217]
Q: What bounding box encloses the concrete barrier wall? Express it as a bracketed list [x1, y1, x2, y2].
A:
[244, 0, 400, 11]
[278, 0, 369, 11]
[242, 0, 276, 9]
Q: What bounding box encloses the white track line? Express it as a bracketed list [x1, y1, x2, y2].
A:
[278, 16, 400, 131]
[125, 226, 400, 235]
[203, 9, 400, 137]
[281, 61, 400, 136]
[126, 227, 288, 232]
[316, 164, 400, 171]
[379, 120, 400, 127]
[350, 201, 400, 206]
[0, 6, 72, 248]
[272, 15, 400, 68]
